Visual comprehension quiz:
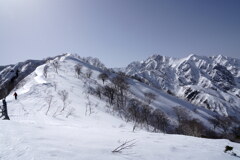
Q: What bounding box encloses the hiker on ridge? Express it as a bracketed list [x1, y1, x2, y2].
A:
[14, 92, 18, 100]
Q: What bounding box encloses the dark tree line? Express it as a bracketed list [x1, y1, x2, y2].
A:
[88, 72, 240, 142]
[173, 107, 207, 137]
[126, 98, 170, 132]
[89, 72, 171, 133]
[209, 115, 240, 141]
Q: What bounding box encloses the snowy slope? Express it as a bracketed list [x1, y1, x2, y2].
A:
[0, 58, 53, 99]
[4, 54, 214, 128]
[1, 54, 240, 160]
[1, 120, 240, 160]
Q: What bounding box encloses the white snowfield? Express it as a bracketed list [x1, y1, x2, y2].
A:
[0, 54, 240, 160]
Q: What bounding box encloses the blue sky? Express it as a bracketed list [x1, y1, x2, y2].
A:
[0, 0, 240, 67]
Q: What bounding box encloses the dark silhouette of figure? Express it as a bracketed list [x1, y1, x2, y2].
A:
[224, 145, 233, 153]
[2, 98, 10, 120]
[14, 92, 18, 100]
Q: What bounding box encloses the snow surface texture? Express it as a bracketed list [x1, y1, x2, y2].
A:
[0, 54, 240, 160]
[125, 54, 240, 117]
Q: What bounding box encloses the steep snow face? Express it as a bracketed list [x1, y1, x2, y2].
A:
[1, 54, 240, 160]
[125, 54, 240, 117]
[0, 59, 47, 99]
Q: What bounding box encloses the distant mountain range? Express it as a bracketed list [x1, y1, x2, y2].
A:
[125, 54, 240, 117]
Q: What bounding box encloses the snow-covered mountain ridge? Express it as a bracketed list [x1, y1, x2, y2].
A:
[125, 54, 240, 117]
[0, 59, 46, 99]
[1, 53, 240, 159]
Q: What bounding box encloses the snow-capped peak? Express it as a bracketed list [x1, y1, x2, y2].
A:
[125, 54, 240, 118]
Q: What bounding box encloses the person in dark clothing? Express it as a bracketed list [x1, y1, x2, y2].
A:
[14, 92, 18, 100]
[2, 98, 10, 120]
